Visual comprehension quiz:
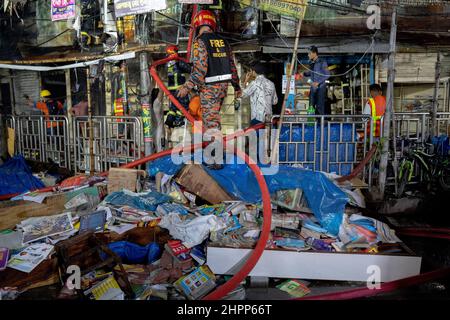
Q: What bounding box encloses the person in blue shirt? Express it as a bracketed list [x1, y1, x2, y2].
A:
[302, 46, 330, 115]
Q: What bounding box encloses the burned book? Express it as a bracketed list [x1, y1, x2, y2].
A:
[79, 210, 107, 233]
[274, 226, 302, 240]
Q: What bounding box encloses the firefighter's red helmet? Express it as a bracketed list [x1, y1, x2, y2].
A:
[193, 10, 217, 31]
[166, 45, 178, 55]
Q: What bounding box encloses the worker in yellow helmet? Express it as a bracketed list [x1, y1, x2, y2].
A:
[27, 89, 64, 134]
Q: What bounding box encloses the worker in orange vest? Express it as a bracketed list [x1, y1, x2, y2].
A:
[363, 84, 386, 140]
[29, 90, 64, 135]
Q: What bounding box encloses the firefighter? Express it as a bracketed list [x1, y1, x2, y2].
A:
[177, 10, 241, 169]
[363, 84, 386, 140]
[165, 44, 191, 129]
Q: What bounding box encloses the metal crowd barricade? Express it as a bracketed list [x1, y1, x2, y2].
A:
[43, 115, 71, 170]
[272, 114, 374, 185]
[15, 115, 46, 162]
[103, 116, 143, 171]
[72, 116, 143, 173]
[73, 116, 106, 173]
[436, 112, 450, 136]
[393, 112, 428, 153]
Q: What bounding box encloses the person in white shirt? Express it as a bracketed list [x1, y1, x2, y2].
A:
[241, 64, 278, 126]
[241, 64, 278, 163]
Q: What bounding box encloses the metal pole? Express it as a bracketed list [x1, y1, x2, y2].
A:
[65, 69, 73, 166]
[86, 68, 94, 176]
[270, 17, 303, 164]
[378, 8, 397, 198]
[432, 52, 441, 137]
[120, 61, 129, 114]
[140, 51, 153, 161]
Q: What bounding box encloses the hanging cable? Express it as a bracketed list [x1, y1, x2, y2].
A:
[266, 13, 377, 78]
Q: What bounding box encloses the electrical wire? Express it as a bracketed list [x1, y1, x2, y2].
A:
[34, 28, 71, 47]
[266, 13, 377, 78]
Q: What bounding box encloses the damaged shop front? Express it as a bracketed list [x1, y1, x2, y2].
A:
[1, 0, 450, 305]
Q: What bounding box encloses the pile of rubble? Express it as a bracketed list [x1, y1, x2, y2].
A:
[0, 158, 407, 300]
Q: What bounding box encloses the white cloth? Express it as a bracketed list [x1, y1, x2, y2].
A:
[242, 75, 278, 122]
[362, 102, 371, 115]
[159, 213, 226, 248]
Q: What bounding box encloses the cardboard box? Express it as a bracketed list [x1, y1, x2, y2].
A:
[0, 193, 67, 230]
[175, 164, 234, 204]
[0, 185, 107, 231]
[107, 168, 146, 194]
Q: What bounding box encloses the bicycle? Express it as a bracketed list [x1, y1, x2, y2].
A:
[397, 139, 450, 197]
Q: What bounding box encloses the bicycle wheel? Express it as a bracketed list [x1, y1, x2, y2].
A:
[439, 167, 450, 191]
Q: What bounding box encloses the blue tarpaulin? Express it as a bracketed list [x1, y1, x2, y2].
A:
[0, 155, 45, 196]
[104, 190, 171, 212]
[148, 153, 347, 235]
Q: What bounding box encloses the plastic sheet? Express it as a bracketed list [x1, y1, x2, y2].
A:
[104, 190, 171, 212]
[148, 154, 348, 236]
[102, 241, 161, 264]
[159, 212, 227, 248]
[0, 155, 45, 196]
[432, 135, 449, 156]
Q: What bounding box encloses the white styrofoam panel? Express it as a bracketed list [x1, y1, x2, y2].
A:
[207, 247, 422, 282]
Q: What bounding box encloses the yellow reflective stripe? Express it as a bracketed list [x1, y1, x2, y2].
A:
[369, 98, 378, 136]
[369, 98, 376, 117]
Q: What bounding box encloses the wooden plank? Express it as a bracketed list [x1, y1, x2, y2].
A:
[0, 258, 60, 291]
[0, 193, 67, 230]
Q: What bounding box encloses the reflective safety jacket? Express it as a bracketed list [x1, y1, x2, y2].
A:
[366, 96, 386, 137]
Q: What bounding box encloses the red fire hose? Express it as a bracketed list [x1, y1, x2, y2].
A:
[297, 227, 450, 300]
[147, 47, 273, 299]
[298, 266, 450, 300]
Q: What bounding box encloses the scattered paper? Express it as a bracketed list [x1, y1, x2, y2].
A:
[0, 230, 24, 250]
[7, 243, 54, 273]
[84, 275, 124, 300]
[108, 224, 136, 235]
[159, 213, 226, 248]
[47, 229, 79, 245]
[243, 230, 260, 238]
[64, 193, 89, 209]
[23, 191, 53, 204]
[19, 213, 74, 244]
[276, 280, 311, 298]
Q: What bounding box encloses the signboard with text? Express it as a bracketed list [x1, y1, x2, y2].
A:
[51, 0, 76, 21]
[259, 0, 307, 20]
[114, 0, 167, 18]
